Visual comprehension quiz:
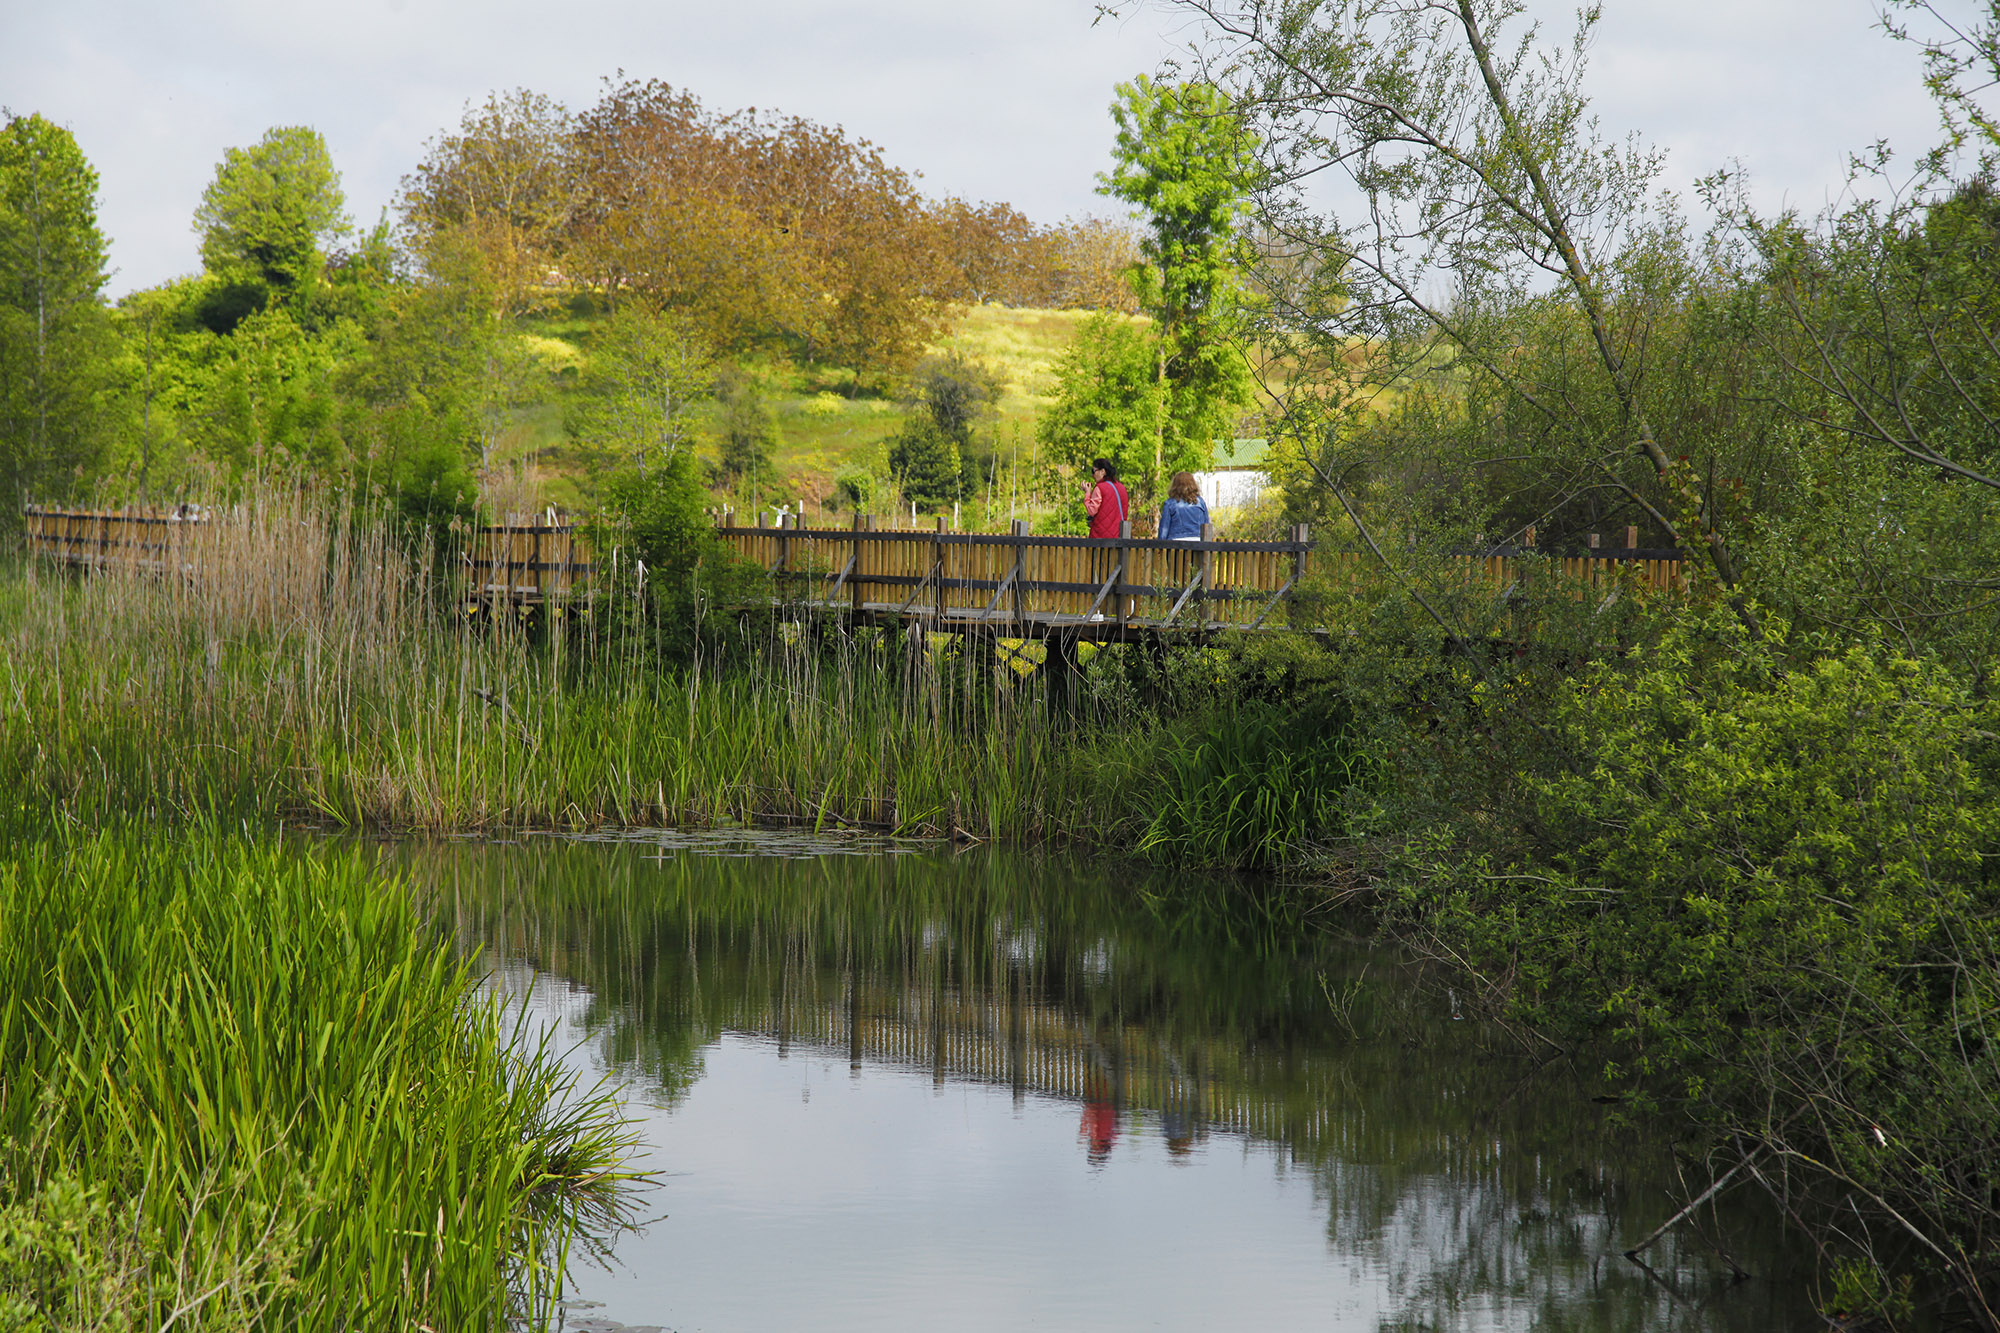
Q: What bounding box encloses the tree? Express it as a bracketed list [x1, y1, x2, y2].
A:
[1035, 313, 1163, 488]
[712, 364, 776, 488]
[567, 301, 714, 474]
[335, 270, 485, 525]
[1047, 215, 1144, 312]
[935, 198, 1042, 306]
[399, 89, 576, 318]
[1161, 0, 1755, 622]
[1100, 76, 1259, 493]
[887, 352, 998, 510]
[193, 126, 348, 322]
[566, 80, 952, 383]
[0, 112, 117, 512]
[906, 352, 997, 447]
[886, 418, 961, 509]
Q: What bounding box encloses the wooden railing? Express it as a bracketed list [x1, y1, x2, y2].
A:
[23, 505, 206, 574]
[23, 509, 1690, 632]
[466, 523, 593, 602]
[718, 517, 1315, 632]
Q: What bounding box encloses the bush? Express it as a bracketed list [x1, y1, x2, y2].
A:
[832, 464, 876, 512]
[595, 449, 769, 661]
[1392, 612, 2000, 1316]
[886, 417, 961, 508]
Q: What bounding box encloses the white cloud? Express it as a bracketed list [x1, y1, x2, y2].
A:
[0, 0, 1956, 297]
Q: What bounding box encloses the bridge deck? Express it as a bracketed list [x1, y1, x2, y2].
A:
[22, 509, 1689, 639]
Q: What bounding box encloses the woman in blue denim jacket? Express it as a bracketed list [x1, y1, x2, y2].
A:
[1157, 471, 1210, 540]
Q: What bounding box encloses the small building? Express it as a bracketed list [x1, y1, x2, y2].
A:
[1195, 438, 1271, 511]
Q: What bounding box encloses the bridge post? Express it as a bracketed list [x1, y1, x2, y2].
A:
[1010, 519, 1028, 630]
[1116, 519, 1132, 625]
[849, 510, 864, 623]
[933, 516, 947, 622]
[1292, 524, 1310, 622]
[1199, 523, 1216, 629]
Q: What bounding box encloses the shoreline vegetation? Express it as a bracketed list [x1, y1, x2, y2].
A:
[0, 492, 1359, 858]
[0, 823, 637, 1329]
[2, 481, 1996, 1326]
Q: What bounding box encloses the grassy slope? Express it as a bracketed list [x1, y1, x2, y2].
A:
[485, 304, 1143, 524]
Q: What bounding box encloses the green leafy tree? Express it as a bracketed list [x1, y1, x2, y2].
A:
[1099, 76, 1258, 494]
[335, 274, 484, 526]
[567, 302, 715, 476]
[887, 352, 996, 509]
[0, 112, 117, 513]
[712, 364, 776, 488]
[886, 418, 961, 509]
[193, 126, 349, 325]
[1035, 313, 1162, 489]
[1165, 0, 1756, 623]
[597, 446, 766, 660]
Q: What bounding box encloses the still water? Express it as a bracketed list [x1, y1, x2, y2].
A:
[408, 830, 1820, 1333]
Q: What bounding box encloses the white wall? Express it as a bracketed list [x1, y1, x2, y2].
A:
[1195, 470, 1269, 512]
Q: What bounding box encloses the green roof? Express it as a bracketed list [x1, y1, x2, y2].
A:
[1209, 438, 1268, 469]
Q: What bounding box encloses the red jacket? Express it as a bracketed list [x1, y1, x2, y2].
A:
[1086, 479, 1129, 539]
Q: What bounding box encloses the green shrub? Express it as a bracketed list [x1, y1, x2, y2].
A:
[832, 464, 876, 512]
[1392, 612, 2000, 1315]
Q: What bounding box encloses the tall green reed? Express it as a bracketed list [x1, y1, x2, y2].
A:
[0, 489, 1365, 864]
[0, 823, 635, 1329]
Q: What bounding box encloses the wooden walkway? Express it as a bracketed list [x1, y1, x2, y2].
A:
[23, 509, 1689, 642]
[720, 516, 1315, 639]
[21, 505, 208, 575]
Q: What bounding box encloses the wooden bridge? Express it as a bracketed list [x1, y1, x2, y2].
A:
[23, 508, 1689, 641]
[720, 515, 1316, 639]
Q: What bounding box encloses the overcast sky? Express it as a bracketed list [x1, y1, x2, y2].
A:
[0, 0, 1961, 298]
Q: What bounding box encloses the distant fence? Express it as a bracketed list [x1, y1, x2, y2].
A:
[465, 523, 593, 602]
[23, 505, 206, 574]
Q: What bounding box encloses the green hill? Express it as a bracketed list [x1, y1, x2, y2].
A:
[483, 304, 1145, 525]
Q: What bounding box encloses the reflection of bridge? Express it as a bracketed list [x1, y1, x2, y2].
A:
[691, 983, 1351, 1156]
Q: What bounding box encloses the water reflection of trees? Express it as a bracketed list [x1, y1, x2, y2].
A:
[405, 837, 1813, 1333]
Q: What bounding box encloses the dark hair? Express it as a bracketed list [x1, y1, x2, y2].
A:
[1168, 471, 1200, 503]
[1091, 457, 1118, 481]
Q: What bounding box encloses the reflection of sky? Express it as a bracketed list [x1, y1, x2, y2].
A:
[566, 1026, 1399, 1333]
[498, 963, 1703, 1333]
[465, 842, 1815, 1333]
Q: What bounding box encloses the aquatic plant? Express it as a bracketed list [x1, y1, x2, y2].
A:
[0, 825, 635, 1329]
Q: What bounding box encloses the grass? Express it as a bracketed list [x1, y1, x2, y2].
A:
[0, 489, 1361, 864]
[0, 824, 635, 1330]
[490, 303, 1145, 527]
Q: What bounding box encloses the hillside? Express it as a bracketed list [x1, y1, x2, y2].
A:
[483, 304, 1145, 526]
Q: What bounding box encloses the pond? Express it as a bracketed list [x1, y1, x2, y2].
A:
[407, 830, 1820, 1333]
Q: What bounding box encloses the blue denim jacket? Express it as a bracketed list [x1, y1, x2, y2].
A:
[1158, 497, 1210, 540]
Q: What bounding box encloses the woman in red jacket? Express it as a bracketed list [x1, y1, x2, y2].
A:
[1083, 457, 1130, 539]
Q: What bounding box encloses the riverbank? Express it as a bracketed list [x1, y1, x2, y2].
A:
[0, 495, 1362, 864]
